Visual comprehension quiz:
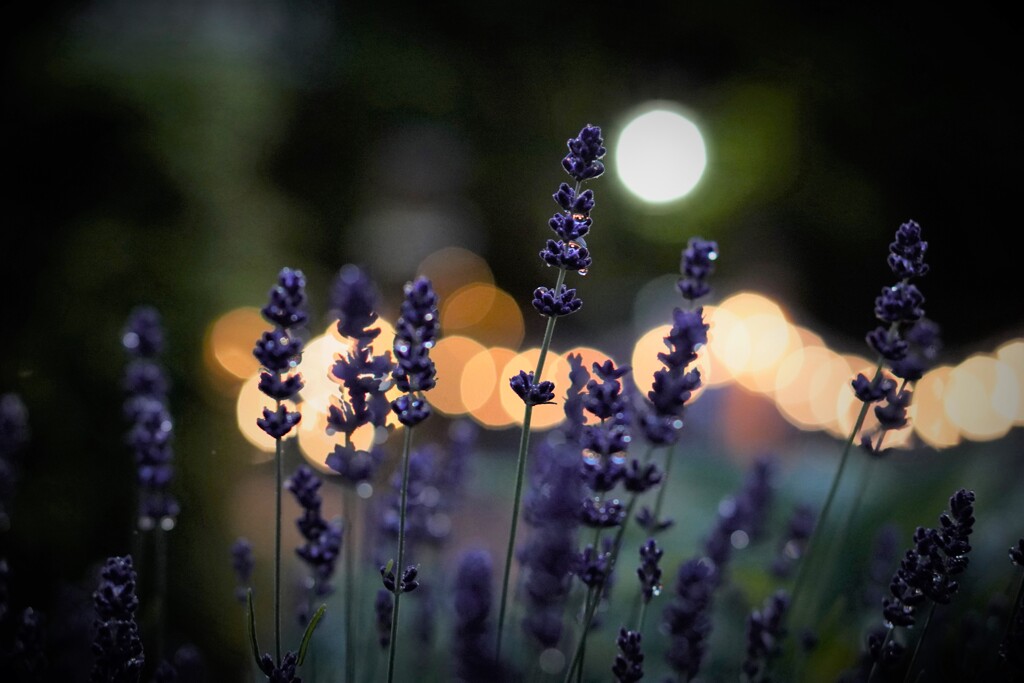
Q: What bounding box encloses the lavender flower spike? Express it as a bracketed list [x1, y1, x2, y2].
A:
[452, 550, 502, 682]
[90, 555, 144, 683]
[389, 276, 439, 426]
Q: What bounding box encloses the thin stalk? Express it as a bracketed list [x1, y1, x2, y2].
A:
[274, 397, 283, 664]
[155, 525, 167, 666]
[1001, 571, 1024, 665]
[902, 603, 936, 683]
[496, 267, 567, 660]
[386, 422, 415, 683]
[650, 445, 675, 531]
[789, 359, 885, 619]
[867, 628, 894, 683]
[343, 484, 356, 683]
[564, 586, 599, 683]
[637, 600, 649, 634]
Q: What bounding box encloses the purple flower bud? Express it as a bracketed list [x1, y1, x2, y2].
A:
[91, 556, 144, 682]
[637, 538, 664, 604]
[390, 395, 431, 427]
[612, 628, 644, 682]
[539, 239, 592, 271]
[509, 371, 556, 406]
[562, 125, 607, 181]
[851, 373, 896, 404]
[261, 268, 308, 330]
[677, 237, 719, 301]
[122, 306, 165, 358]
[532, 285, 583, 317]
[257, 405, 301, 439]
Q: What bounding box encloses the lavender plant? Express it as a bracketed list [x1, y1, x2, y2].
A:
[384, 275, 438, 683]
[786, 220, 934, 649]
[324, 263, 394, 682]
[496, 124, 606, 660]
[250, 267, 315, 675]
[90, 555, 144, 683]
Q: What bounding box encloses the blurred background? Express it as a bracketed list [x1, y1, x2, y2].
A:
[3, 1, 1023, 681]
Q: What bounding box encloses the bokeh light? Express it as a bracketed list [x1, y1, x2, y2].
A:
[463, 346, 518, 428]
[430, 335, 488, 416]
[440, 282, 525, 347]
[616, 105, 707, 202]
[910, 365, 961, 448]
[417, 246, 494, 301]
[205, 307, 267, 387]
[943, 354, 1019, 441]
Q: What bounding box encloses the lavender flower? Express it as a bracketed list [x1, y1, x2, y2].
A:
[258, 650, 300, 683]
[702, 455, 775, 580]
[285, 466, 342, 622]
[122, 307, 178, 527]
[662, 558, 714, 681]
[611, 628, 643, 683]
[741, 591, 789, 683]
[452, 550, 500, 683]
[677, 237, 719, 301]
[876, 489, 976, 669]
[254, 268, 307, 438]
[509, 371, 556, 406]
[326, 265, 394, 484]
[0, 393, 30, 528]
[865, 220, 930, 365]
[640, 306, 708, 447]
[517, 440, 582, 649]
[90, 555, 144, 683]
[637, 538, 663, 604]
[231, 538, 255, 604]
[391, 276, 439, 396]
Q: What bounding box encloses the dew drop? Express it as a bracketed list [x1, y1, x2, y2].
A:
[357, 482, 374, 499]
[708, 251, 718, 261]
[652, 585, 662, 597]
[577, 268, 589, 277]
[160, 517, 176, 531]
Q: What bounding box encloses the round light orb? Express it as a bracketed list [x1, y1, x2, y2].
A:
[616, 105, 707, 203]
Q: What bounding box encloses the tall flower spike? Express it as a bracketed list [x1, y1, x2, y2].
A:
[390, 276, 439, 422]
[90, 555, 144, 683]
[496, 124, 607, 661]
[252, 267, 308, 666]
[122, 307, 179, 528]
[452, 550, 502, 682]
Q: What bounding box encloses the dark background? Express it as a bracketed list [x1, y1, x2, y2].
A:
[3, 2, 1023, 680]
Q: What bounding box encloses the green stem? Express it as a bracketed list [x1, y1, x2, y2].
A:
[155, 525, 167, 666]
[387, 422, 415, 683]
[650, 446, 675, 532]
[495, 267, 566, 660]
[902, 603, 936, 683]
[788, 359, 885, 620]
[343, 486, 356, 683]
[867, 628, 894, 683]
[275, 399, 283, 664]
[564, 586, 599, 683]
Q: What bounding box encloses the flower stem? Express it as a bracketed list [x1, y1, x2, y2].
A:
[651, 445, 675, 531]
[343, 485, 356, 683]
[495, 267, 567, 660]
[789, 359, 884, 621]
[867, 628, 894, 683]
[387, 422, 415, 683]
[274, 398, 283, 664]
[902, 603, 936, 683]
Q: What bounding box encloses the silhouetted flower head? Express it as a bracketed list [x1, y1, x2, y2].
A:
[91, 555, 144, 683]
[122, 306, 165, 358]
[771, 504, 817, 579]
[286, 466, 341, 601]
[890, 318, 942, 382]
[532, 284, 583, 317]
[741, 591, 789, 682]
[452, 550, 500, 682]
[391, 277, 439, 399]
[230, 538, 254, 604]
[258, 650, 300, 683]
[122, 309, 178, 528]
[888, 219, 929, 280]
[637, 538, 664, 604]
[330, 264, 382, 341]
[509, 371, 556, 406]
[677, 237, 719, 301]
[612, 628, 644, 683]
[562, 125, 606, 182]
[261, 268, 308, 330]
[574, 540, 613, 588]
[662, 558, 714, 681]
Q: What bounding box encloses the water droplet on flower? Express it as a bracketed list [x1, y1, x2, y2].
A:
[424, 313, 435, 322]
[397, 343, 409, 354]
[610, 454, 626, 465]
[581, 449, 599, 465]
[708, 251, 718, 261]
[122, 332, 140, 350]
[577, 268, 589, 277]
[160, 517, 176, 531]
[572, 213, 586, 221]
[424, 341, 435, 349]
[652, 585, 662, 597]
[671, 419, 684, 430]
[357, 482, 374, 499]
